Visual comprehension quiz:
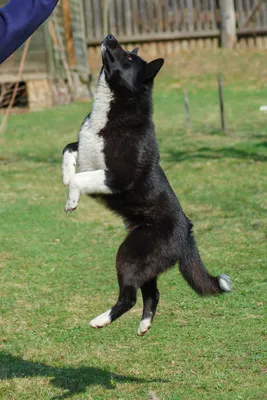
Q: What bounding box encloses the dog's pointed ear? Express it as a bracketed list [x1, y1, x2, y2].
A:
[146, 58, 164, 81]
[132, 47, 139, 55]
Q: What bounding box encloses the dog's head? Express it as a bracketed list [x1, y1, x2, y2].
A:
[101, 34, 164, 95]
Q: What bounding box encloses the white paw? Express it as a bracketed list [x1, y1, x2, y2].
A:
[137, 318, 152, 336]
[90, 309, 112, 328]
[219, 274, 232, 292]
[64, 197, 79, 213]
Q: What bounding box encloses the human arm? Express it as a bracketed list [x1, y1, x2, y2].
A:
[0, 0, 59, 64]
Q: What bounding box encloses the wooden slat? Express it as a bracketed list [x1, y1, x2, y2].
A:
[0, 72, 49, 83]
[163, 0, 170, 32]
[262, 1, 267, 26]
[254, 0, 261, 26]
[116, 0, 124, 36]
[236, 0, 243, 27]
[93, 0, 102, 40]
[83, 0, 94, 40]
[238, 26, 267, 34]
[209, 0, 216, 30]
[73, 0, 89, 74]
[144, 0, 151, 34]
[179, 0, 185, 31]
[245, 0, 251, 16]
[109, 0, 117, 36]
[61, 0, 76, 66]
[187, 0, 194, 32]
[259, 0, 265, 27]
[147, 0, 155, 33]
[87, 28, 220, 45]
[195, 0, 203, 31]
[139, 0, 146, 33]
[103, 0, 109, 36]
[131, 0, 139, 35]
[203, 0, 209, 31]
[169, 0, 179, 32]
[124, 0, 133, 36]
[156, 0, 164, 33]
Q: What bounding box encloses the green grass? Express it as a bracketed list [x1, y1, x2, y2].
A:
[0, 50, 267, 400]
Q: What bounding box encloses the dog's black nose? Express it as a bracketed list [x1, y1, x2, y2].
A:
[105, 34, 115, 41]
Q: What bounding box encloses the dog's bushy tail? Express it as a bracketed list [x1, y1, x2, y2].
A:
[178, 235, 231, 296]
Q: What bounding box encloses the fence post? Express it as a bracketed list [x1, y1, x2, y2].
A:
[219, 0, 237, 48]
[184, 90, 190, 131]
[218, 75, 226, 132]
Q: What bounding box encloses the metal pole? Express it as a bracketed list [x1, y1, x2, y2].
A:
[184, 90, 190, 131]
[218, 75, 226, 132]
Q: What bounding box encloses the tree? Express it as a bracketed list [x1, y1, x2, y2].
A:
[220, 0, 237, 48]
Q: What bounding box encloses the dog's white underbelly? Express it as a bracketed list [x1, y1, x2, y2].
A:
[78, 119, 106, 172]
[77, 71, 112, 173]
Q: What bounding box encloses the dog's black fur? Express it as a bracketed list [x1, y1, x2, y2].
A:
[62, 35, 231, 334]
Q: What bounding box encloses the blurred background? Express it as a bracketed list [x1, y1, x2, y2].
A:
[1, 0, 267, 112]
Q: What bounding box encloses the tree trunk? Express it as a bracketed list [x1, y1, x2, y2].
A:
[220, 0, 236, 48]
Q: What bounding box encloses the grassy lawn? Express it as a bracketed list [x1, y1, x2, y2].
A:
[0, 50, 267, 399]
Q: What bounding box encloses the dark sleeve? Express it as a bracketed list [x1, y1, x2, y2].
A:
[0, 0, 59, 64]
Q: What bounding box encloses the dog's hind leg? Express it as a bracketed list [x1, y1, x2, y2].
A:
[89, 284, 137, 329]
[90, 236, 140, 329]
[90, 226, 167, 331]
[137, 278, 159, 336]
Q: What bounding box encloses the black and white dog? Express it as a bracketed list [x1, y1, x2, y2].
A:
[62, 34, 231, 336]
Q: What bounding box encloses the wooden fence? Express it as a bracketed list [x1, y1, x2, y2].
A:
[83, 0, 267, 45]
[236, 0, 267, 35]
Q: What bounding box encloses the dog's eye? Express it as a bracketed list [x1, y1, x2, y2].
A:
[127, 54, 133, 61]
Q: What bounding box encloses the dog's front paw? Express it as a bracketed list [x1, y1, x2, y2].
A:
[64, 197, 79, 213]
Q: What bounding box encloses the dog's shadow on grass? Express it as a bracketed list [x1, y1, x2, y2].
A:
[0, 352, 163, 399]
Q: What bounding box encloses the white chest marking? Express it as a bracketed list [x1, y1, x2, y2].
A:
[78, 72, 113, 172]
